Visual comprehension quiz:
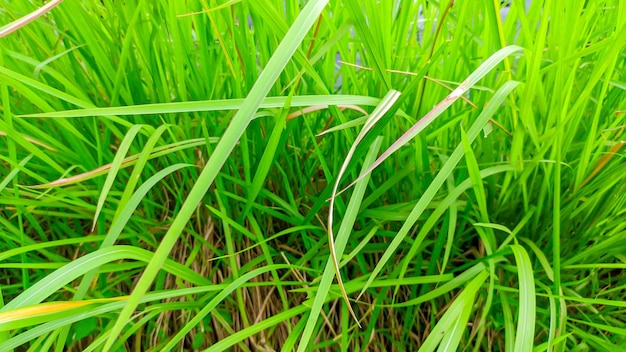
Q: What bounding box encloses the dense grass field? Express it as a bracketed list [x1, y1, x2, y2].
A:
[1, 0, 625, 351]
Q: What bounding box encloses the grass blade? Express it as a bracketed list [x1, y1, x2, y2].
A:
[362, 79, 522, 297]
[338, 45, 523, 196]
[101, 1, 330, 350]
[18, 95, 380, 119]
[91, 124, 145, 231]
[298, 136, 384, 351]
[510, 244, 536, 352]
[327, 90, 400, 325]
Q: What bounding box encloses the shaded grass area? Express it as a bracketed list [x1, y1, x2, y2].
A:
[0, 0, 625, 351]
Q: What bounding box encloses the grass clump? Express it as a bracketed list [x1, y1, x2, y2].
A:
[0, 0, 625, 351]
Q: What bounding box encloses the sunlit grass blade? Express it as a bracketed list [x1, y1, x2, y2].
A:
[338, 46, 523, 197]
[19, 95, 380, 119]
[364, 80, 521, 298]
[101, 1, 330, 350]
[1, 1, 624, 350]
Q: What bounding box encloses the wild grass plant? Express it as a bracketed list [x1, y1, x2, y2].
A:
[0, 0, 625, 351]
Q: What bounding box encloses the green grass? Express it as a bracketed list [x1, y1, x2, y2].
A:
[0, 0, 625, 351]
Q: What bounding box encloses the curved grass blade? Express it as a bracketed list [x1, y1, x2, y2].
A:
[337, 45, 523, 197]
[298, 136, 383, 351]
[327, 90, 400, 326]
[358, 78, 521, 298]
[87, 163, 194, 273]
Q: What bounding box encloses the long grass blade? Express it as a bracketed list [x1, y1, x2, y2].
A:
[337, 45, 523, 197]
[361, 79, 522, 297]
[100, 1, 330, 350]
[327, 90, 400, 325]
